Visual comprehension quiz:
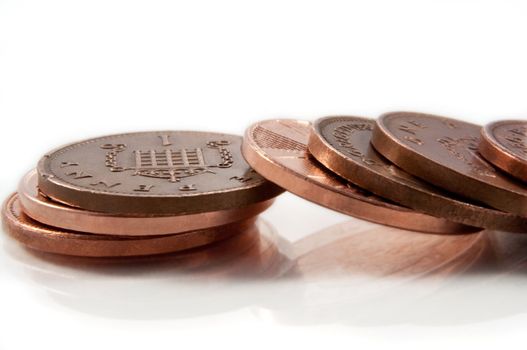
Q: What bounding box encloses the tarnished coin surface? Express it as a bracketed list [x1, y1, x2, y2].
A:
[308, 116, 527, 232]
[242, 119, 475, 234]
[479, 120, 527, 182]
[2, 193, 254, 257]
[37, 131, 283, 214]
[18, 169, 274, 236]
[372, 112, 527, 216]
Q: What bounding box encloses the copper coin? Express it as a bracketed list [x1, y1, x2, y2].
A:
[37, 131, 283, 214]
[2, 193, 254, 257]
[479, 120, 527, 182]
[18, 169, 274, 236]
[242, 119, 475, 234]
[308, 116, 527, 232]
[372, 112, 527, 216]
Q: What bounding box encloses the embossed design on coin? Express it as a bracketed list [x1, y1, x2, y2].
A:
[479, 120, 527, 182]
[37, 131, 283, 214]
[242, 119, 477, 234]
[308, 116, 527, 232]
[372, 112, 527, 216]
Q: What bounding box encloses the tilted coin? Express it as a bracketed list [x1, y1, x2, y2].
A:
[2, 193, 254, 257]
[242, 119, 476, 234]
[479, 120, 527, 182]
[371, 112, 527, 216]
[37, 131, 283, 215]
[308, 116, 527, 232]
[19, 169, 274, 236]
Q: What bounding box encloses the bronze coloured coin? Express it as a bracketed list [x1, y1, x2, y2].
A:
[18, 169, 274, 236]
[2, 193, 255, 257]
[479, 120, 527, 182]
[37, 131, 283, 214]
[242, 119, 475, 234]
[372, 112, 527, 216]
[308, 116, 527, 232]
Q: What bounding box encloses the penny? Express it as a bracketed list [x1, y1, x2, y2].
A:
[479, 120, 527, 182]
[2, 193, 254, 257]
[242, 119, 475, 234]
[308, 116, 527, 232]
[18, 169, 274, 236]
[37, 131, 283, 214]
[372, 112, 527, 216]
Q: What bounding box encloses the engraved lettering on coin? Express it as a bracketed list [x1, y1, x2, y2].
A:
[90, 180, 121, 188]
[230, 176, 253, 183]
[179, 184, 197, 191]
[60, 162, 79, 168]
[159, 134, 172, 146]
[134, 184, 154, 192]
[66, 171, 93, 179]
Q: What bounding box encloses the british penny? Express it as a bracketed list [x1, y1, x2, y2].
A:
[479, 120, 527, 182]
[18, 169, 274, 236]
[37, 131, 283, 214]
[372, 112, 527, 216]
[2, 193, 255, 257]
[242, 119, 475, 234]
[308, 116, 527, 232]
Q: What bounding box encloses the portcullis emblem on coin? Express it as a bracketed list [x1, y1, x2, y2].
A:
[37, 131, 283, 214]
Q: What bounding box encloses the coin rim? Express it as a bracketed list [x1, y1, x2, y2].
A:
[479, 120, 527, 182]
[37, 130, 284, 214]
[371, 112, 527, 217]
[243, 118, 478, 234]
[309, 115, 527, 232]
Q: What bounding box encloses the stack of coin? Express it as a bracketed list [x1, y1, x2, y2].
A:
[2, 131, 284, 257]
[242, 115, 527, 234]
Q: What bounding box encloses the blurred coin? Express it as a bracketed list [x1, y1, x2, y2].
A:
[37, 131, 283, 214]
[372, 112, 527, 216]
[308, 116, 527, 232]
[19, 169, 273, 236]
[242, 119, 475, 234]
[479, 120, 527, 182]
[2, 193, 254, 257]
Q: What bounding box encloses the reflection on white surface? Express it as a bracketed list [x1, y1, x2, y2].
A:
[2, 193, 527, 329]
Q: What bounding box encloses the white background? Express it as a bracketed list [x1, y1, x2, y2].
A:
[1, 1, 527, 349]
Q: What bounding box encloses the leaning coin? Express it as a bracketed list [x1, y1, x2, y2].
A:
[18, 169, 274, 236]
[37, 131, 283, 215]
[308, 116, 527, 232]
[242, 119, 476, 234]
[2, 193, 254, 257]
[372, 112, 527, 216]
[479, 120, 527, 182]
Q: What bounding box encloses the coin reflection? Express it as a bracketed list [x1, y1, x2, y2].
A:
[289, 220, 494, 279]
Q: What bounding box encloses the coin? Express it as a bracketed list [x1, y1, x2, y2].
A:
[242, 119, 476, 234]
[308, 116, 527, 232]
[479, 120, 527, 182]
[2, 193, 254, 257]
[37, 131, 283, 214]
[371, 112, 527, 216]
[18, 169, 274, 236]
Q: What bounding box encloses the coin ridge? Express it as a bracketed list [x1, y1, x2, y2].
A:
[372, 112, 527, 216]
[243, 118, 478, 234]
[308, 115, 527, 232]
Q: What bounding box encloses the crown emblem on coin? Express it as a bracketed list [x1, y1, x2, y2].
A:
[101, 140, 234, 183]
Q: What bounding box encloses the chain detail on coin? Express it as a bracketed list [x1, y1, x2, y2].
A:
[37, 131, 283, 215]
[371, 112, 527, 216]
[308, 116, 527, 232]
[242, 119, 477, 234]
[479, 120, 527, 182]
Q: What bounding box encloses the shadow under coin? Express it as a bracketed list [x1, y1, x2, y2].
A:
[2, 218, 294, 320]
